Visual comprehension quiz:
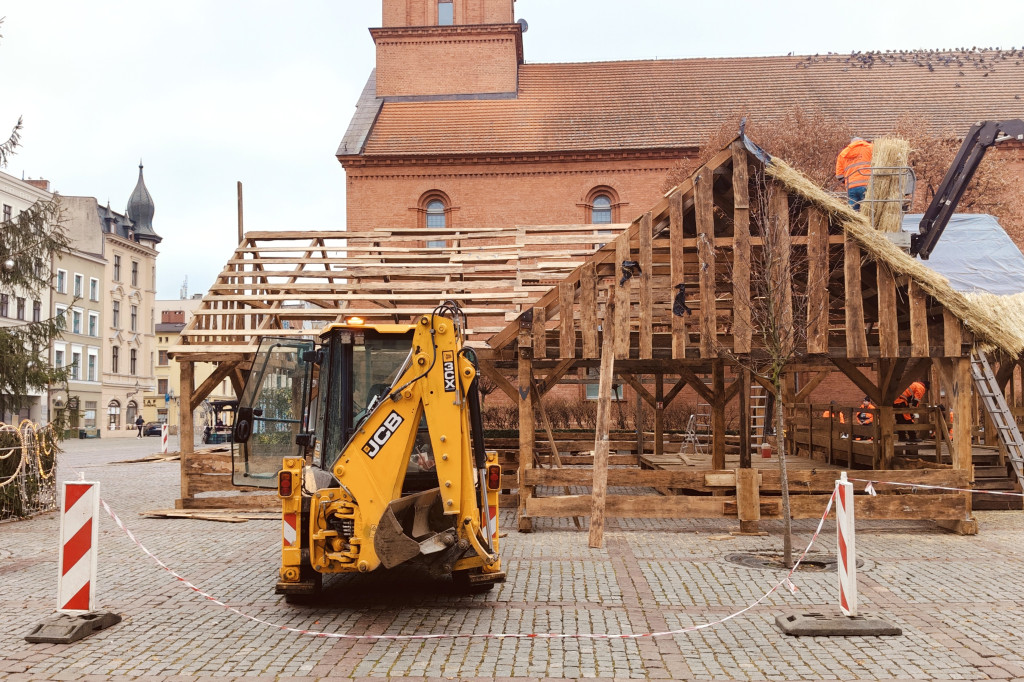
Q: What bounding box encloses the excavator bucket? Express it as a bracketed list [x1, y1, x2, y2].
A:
[374, 488, 456, 569]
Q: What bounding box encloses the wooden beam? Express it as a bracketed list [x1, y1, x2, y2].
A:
[909, 280, 930, 357]
[478, 361, 518, 402]
[533, 306, 547, 360]
[794, 371, 830, 403]
[732, 141, 752, 354]
[876, 262, 899, 358]
[663, 376, 690, 407]
[739, 368, 751, 468]
[669, 190, 688, 359]
[536, 359, 576, 396]
[179, 359, 196, 502]
[806, 208, 829, 354]
[943, 308, 962, 357]
[639, 211, 654, 359]
[711, 359, 726, 470]
[770, 189, 794, 356]
[192, 361, 238, 407]
[654, 374, 665, 457]
[580, 262, 598, 359]
[558, 280, 575, 359]
[614, 235, 631, 360]
[830, 358, 882, 405]
[844, 238, 869, 358]
[676, 365, 715, 403]
[589, 300, 617, 548]
[619, 372, 655, 407]
[695, 168, 716, 357]
[517, 326, 534, 533]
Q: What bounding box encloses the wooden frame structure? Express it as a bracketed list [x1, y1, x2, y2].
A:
[171, 137, 1024, 534]
[482, 137, 1024, 538]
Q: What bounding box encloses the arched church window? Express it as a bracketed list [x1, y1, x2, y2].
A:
[591, 194, 612, 224]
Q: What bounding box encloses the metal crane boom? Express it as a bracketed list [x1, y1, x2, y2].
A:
[911, 119, 1024, 259]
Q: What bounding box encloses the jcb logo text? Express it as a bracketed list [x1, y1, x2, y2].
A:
[362, 411, 404, 459]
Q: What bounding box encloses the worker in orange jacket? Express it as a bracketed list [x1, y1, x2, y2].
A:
[856, 396, 875, 426]
[836, 137, 873, 210]
[894, 380, 928, 441]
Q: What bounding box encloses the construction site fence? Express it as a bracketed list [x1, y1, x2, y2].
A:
[0, 420, 59, 521]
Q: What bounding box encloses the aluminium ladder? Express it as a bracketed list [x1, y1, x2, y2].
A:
[969, 350, 1024, 484]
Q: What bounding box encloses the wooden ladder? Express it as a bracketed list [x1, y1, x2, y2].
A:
[969, 350, 1024, 484]
[750, 383, 769, 448]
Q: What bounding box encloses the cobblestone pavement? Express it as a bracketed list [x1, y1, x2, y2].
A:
[2, 437, 1024, 680]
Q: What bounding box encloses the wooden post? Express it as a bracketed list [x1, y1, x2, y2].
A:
[634, 383, 644, 458]
[806, 208, 829, 354]
[909, 281, 929, 357]
[844, 239, 868, 358]
[614, 236, 630, 359]
[942, 357, 977, 534]
[876, 262, 899, 358]
[517, 325, 534, 533]
[179, 359, 195, 504]
[669, 191, 687, 359]
[732, 141, 752, 354]
[639, 211, 653, 359]
[558, 280, 575, 359]
[581, 262, 598, 359]
[736, 467, 761, 534]
[654, 373, 665, 457]
[695, 170, 716, 358]
[770, 190, 794, 355]
[533, 306, 546, 360]
[711, 359, 726, 470]
[589, 301, 617, 548]
[739, 368, 751, 468]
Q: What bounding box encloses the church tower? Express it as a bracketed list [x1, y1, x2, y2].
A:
[373, 0, 522, 98]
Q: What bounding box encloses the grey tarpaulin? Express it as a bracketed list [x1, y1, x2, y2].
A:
[902, 214, 1024, 296]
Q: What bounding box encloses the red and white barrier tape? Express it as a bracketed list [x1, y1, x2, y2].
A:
[848, 477, 1024, 498]
[98, 490, 837, 641]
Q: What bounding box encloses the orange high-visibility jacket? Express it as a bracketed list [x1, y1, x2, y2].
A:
[856, 399, 875, 425]
[836, 139, 873, 190]
[894, 381, 927, 420]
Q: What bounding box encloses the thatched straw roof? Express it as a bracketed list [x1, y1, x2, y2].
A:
[767, 158, 1024, 357]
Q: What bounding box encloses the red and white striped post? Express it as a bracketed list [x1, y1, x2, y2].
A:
[836, 471, 858, 616]
[161, 424, 169, 453]
[56, 481, 100, 614]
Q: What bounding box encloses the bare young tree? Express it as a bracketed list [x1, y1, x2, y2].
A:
[723, 168, 835, 567]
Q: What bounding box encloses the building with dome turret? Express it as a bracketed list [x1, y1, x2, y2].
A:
[59, 164, 162, 436]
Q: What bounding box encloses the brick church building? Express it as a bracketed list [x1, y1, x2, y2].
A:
[338, 0, 1024, 240]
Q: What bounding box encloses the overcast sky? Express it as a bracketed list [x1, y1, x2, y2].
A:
[2, 0, 1023, 299]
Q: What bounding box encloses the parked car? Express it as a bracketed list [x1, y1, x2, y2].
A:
[143, 422, 165, 436]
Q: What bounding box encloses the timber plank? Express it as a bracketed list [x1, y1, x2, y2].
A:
[669, 190, 688, 359]
[732, 142, 752, 354]
[844, 238, 869, 358]
[695, 168, 716, 357]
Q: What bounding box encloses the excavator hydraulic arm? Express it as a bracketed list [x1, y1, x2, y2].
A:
[912, 119, 1024, 259]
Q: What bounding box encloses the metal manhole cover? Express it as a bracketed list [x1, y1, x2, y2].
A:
[725, 552, 866, 572]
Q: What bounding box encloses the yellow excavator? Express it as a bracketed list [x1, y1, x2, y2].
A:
[230, 302, 504, 598]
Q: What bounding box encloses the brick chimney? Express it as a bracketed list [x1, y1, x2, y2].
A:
[25, 179, 50, 191]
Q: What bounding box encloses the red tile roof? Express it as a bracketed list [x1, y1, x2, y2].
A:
[358, 50, 1024, 157]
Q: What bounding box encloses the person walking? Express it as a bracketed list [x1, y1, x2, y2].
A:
[135, 415, 145, 438]
[836, 137, 873, 210]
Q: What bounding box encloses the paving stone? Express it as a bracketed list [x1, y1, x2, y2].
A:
[3, 437, 1024, 680]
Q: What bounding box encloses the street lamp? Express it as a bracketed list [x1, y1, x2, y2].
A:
[126, 380, 142, 400]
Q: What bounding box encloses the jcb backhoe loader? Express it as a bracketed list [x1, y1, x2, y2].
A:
[230, 302, 504, 598]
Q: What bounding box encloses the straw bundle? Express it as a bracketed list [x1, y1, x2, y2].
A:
[764, 156, 1024, 357]
[864, 137, 912, 233]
